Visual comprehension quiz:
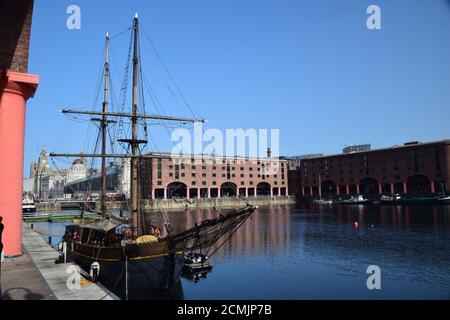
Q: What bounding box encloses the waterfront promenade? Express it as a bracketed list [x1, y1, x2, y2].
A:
[1, 225, 119, 300]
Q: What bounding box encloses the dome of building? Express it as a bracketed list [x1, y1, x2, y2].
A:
[73, 158, 84, 166]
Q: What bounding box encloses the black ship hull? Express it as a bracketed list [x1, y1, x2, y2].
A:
[70, 246, 184, 291]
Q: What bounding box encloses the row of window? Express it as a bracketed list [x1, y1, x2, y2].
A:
[154, 180, 286, 187]
[167, 172, 285, 179]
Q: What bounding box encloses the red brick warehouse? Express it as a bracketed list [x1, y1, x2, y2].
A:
[294, 140, 450, 198]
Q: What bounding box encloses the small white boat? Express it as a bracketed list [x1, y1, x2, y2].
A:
[341, 195, 372, 205]
[22, 196, 37, 213]
[314, 199, 334, 205]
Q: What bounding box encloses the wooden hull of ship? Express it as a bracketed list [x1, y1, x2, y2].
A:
[68, 240, 185, 291]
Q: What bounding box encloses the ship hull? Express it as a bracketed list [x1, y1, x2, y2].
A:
[66, 240, 185, 291]
[73, 251, 184, 291]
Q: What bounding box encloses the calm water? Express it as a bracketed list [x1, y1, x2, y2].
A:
[29, 204, 450, 300]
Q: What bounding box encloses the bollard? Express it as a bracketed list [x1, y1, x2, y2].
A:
[48, 236, 52, 245]
[30, 223, 34, 229]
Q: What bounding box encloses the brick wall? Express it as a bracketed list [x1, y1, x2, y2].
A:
[0, 0, 34, 74]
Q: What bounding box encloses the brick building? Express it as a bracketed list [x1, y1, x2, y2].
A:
[0, 0, 34, 73]
[139, 153, 291, 200]
[294, 140, 450, 197]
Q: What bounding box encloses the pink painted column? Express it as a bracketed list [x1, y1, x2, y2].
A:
[430, 181, 435, 194]
[301, 186, 305, 196]
[0, 71, 39, 256]
[151, 188, 155, 200]
[346, 185, 350, 195]
[186, 188, 190, 199]
[207, 188, 211, 199]
[254, 188, 257, 197]
[336, 186, 340, 196]
[270, 188, 274, 197]
[217, 189, 221, 199]
[390, 183, 395, 195]
[378, 184, 383, 195]
[356, 185, 360, 195]
[286, 187, 289, 196]
[163, 188, 167, 200]
[197, 188, 201, 199]
[403, 182, 408, 194]
[245, 188, 249, 198]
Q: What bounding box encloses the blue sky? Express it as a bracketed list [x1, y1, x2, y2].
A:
[25, 0, 450, 176]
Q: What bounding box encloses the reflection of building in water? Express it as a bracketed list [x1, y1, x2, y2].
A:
[30, 149, 89, 199]
[214, 206, 294, 259]
[143, 206, 296, 258]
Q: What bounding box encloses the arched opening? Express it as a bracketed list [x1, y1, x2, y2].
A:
[273, 187, 280, 196]
[321, 180, 337, 195]
[256, 182, 271, 196]
[154, 188, 165, 199]
[407, 175, 431, 194]
[393, 182, 404, 194]
[200, 188, 209, 198]
[189, 188, 198, 199]
[359, 178, 379, 195]
[210, 188, 219, 198]
[167, 182, 187, 199]
[220, 182, 237, 197]
[381, 183, 391, 195]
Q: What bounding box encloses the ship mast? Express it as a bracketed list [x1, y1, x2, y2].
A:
[130, 14, 140, 238]
[101, 33, 110, 216]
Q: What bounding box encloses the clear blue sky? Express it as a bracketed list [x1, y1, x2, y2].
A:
[25, 0, 450, 176]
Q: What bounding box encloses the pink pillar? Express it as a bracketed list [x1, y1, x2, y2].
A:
[245, 188, 249, 198]
[186, 188, 190, 199]
[217, 189, 221, 199]
[270, 188, 274, 197]
[336, 186, 340, 196]
[286, 187, 289, 196]
[301, 186, 305, 196]
[163, 189, 167, 200]
[207, 188, 211, 199]
[254, 188, 257, 197]
[346, 185, 350, 195]
[378, 184, 383, 195]
[430, 181, 435, 194]
[0, 71, 39, 256]
[390, 183, 395, 195]
[356, 185, 360, 195]
[403, 182, 408, 194]
[197, 188, 201, 199]
[151, 188, 155, 200]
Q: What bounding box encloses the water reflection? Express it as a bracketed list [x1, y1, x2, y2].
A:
[30, 204, 450, 300]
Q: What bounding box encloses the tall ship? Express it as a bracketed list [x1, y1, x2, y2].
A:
[52, 15, 257, 292]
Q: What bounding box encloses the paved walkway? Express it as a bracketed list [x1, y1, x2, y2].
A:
[1, 252, 56, 300]
[1, 225, 119, 300]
